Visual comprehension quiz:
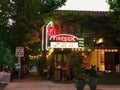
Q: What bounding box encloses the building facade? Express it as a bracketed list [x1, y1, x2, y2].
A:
[43, 10, 120, 80]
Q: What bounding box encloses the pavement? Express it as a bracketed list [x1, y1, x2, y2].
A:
[0, 72, 120, 90]
[0, 81, 120, 90]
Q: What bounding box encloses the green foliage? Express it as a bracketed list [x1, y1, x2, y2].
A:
[107, 0, 120, 13]
[0, 0, 13, 26]
[89, 65, 98, 78]
[37, 58, 44, 76]
[69, 52, 85, 80]
[0, 0, 67, 52]
[0, 41, 16, 68]
[0, 0, 67, 70]
[107, 0, 120, 41]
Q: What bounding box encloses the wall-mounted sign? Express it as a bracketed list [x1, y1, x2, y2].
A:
[78, 38, 84, 47]
[50, 34, 77, 42]
[47, 25, 60, 38]
[50, 42, 78, 48]
[49, 34, 79, 48]
[42, 21, 84, 50]
[42, 21, 60, 50]
[50, 34, 78, 42]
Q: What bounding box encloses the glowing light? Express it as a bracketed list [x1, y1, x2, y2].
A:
[71, 48, 74, 51]
[96, 38, 104, 44]
[45, 21, 60, 50]
[48, 26, 60, 38]
[61, 48, 64, 51]
[95, 49, 97, 52]
[29, 54, 42, 60]
[50, 34, 77, 42]
[88, 49, 91, 51]
[78, 48, 81, 51]
[50, 42, 78, 48]
[105, 49, 107, 52]
[46, 48, 54, 58]
[115, 49, 118, 52]
[50, 34, 79, 48]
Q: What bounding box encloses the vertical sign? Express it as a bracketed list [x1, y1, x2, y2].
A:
[45, 21, 54, 50]
[42, 26, 46, 51]
[78, 38, 84, 47]
[42, 21, 60, 51]
[15, 47, 24, 80]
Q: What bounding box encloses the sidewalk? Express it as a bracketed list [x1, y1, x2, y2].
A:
[2, 72, 120, 90]
[3, 81, 120, 90]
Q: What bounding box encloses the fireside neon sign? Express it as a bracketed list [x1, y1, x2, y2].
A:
[51, 36, 77, 42]
[49, 34, 78, 48]
[42, 21, 84, 50]
[50, 34, 78, 42]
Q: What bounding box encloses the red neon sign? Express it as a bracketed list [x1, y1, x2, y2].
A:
[47, 26, 60, 38]
[50, 34, 78, 42]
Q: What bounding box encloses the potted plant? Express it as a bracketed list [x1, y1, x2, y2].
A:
[88, 65, 98, 90]
[69, 52, 86, 90]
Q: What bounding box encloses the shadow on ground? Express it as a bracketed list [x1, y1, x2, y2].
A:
[0, 84, 8, 90]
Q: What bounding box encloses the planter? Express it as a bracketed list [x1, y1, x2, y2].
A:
[75, 79, 86, 90]
[0, 72, 11, 84]
[88, 77, 97, 90]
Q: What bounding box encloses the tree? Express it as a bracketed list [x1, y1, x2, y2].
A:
[0, 0, 67, 72]
[0, 0, 67, 54]
[0, 41, 16, 69]
[107, 0, 120, 41]
[107, 0, 120, 28]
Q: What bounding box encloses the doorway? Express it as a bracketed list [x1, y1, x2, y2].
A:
[105, 52, 119, 72]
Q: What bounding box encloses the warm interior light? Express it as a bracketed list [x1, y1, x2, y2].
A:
[88, 49, 91, 51]
[95, 49, 97, 51]
[96, 38, 103, 44]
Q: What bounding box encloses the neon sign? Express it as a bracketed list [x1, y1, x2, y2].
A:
[42, 21, 84, 50]
[50, 34, 78, 42]
[45, 21, 60, 50]
[47, 26, 60, 38]
[49, 34, 79, 48]
[50, 42, 78, 48]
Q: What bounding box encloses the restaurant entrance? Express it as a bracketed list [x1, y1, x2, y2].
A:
[46, 48, 120, 81]
[52, 49, 72, 81]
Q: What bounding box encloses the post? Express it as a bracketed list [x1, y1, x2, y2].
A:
[18, 57, 21, 80]
[15, 47, 24, 80]
[43, 50, 47, 67]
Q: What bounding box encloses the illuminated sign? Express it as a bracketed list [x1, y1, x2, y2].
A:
[78, 38, 84, 47]
[47, 26, 60, 38]
[50, 34, 78, 42]
[42, 21, 84, 50]
[45, 21, 60, 50]
[49, 34, 79, 48]
[50, 42, 78, 48]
